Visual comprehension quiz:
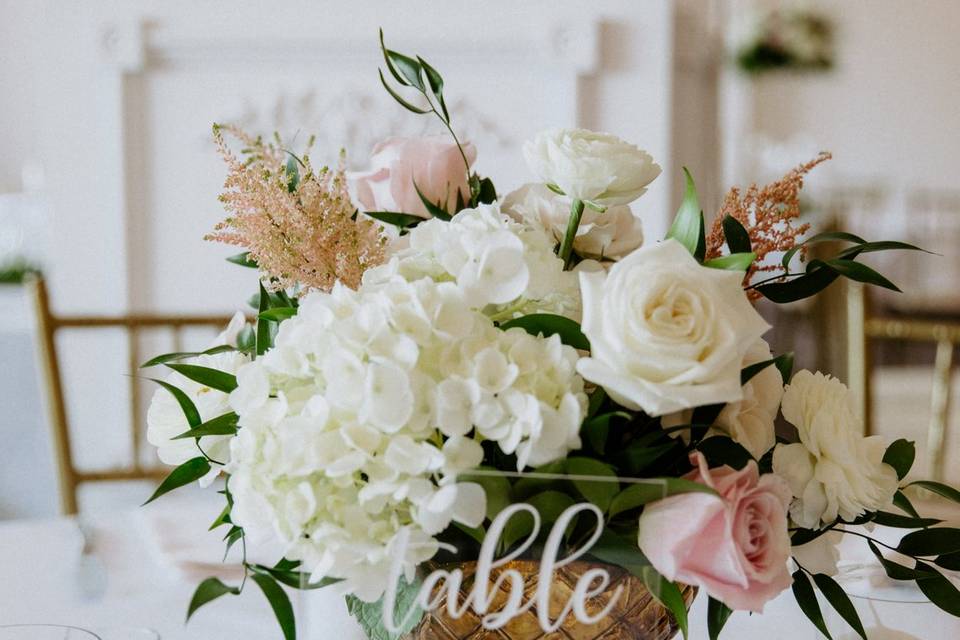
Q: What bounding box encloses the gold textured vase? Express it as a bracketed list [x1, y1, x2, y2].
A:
[405, 560, 697, 640]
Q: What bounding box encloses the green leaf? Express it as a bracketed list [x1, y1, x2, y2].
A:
[378, 69, 429, 115]
[898, 527, 960, 556]
[781, 230, 868, 269]
[894, 489, 922, 518]
[618, 441, 680, 476]
[209, 501, 232, 531]
[836, 240, 932, 259]
[166, 363, 238, 393]
[822, 258, 901, 292]
[364, 210, 424, 229]
[935, 551, 960, 570]
[256, 282, 275, 356]
[259, 307, 297, 322]
[186, 577, 240, 622]
[915, 562, 960, 617]
[502, 490, 576, 550]
[172, 412, 239, 440]
[698, 436, 754, 470]
[412, 179, 452, 221]
[775, 351, 795, 384]
[872, 510, 942, 528]
[580, 411, 629, 456]
[639, 569, 689, 640]
[499, 313, 590, 350]
[666, 168, 703, 258]
[284, 155, 300, 193]
[813, 573, 866, 640]
[704, 252, 756, 271]
[707, 597, 733, 640]
[226, 252, 259, 268]
[251, 573, 296, 640]
[142, 457, 211, 505]
[792, 570, 832, 639]
[565, 457, 619, 512]
[694, 214, 707, 263]
[236, 325, 256, 353]
[417, 56, 444, 97]
[149, 379, 201, 427]
[907, 480, 960, 504]
[608, 477, 716, 518]
[721, 215, 751, 253]
[866, 540, 929, 580]
[882, 439, 916, 480]
[383, 49, 424, 91]
[756, 266, 840, 303]
[140, 344, 237, 368]
[378, 29, 409, 86]
[741, 358, 776, 385]
[468, 467, 512, 521]
[791, 525, 835, 546]
[249, 564, 339, 590]
[345, 575, 423, 640]
[477, 177, 497, 205]
[222, 525, 244, 559]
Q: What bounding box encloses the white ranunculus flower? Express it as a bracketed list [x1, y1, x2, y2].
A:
[146, 311, 250, 487]
[502, 183, 644, 261]
[372, 202, 580, 320]
[227, 276, 586, 601]
[772, 370, 898, 529]
[661, 338, 783, 458]
[576, 239, 770, 417]
[522, 128, 661, 206]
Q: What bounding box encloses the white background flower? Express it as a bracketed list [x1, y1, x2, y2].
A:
[502, 183, 645, 261]
[522, 128, 661, 206]
[146, 312, 249, 486]
[773, 370, 898, 528]
[576, 239, 770, 416]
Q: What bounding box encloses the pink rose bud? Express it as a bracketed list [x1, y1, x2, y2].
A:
[350, 135, 476, 218]
[637, 452, 793, 612]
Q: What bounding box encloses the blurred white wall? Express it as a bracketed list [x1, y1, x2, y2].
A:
[0, 0, 678, 518]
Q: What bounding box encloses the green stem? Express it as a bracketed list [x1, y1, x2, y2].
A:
[559, 199, 585, 269]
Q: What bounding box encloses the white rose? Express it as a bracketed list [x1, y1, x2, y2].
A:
[715, 339, 783, 457]
[661, 338, 783, 458]
[576, 239, 770, 416]
[772, 370, 898, 529]
[522, 128, 661, 206]
[502, 183, 645, 261]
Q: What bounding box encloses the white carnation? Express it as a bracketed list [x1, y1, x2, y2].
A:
[502, 183, 645, 261]
[522, 128, 661, 206]
[372, 203, 580, 320]
[772, 370, 898, 529]
[146, 312, 250, 487]
[226, 276, 586, 601]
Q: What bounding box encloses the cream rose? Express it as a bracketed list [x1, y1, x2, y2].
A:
[576, 239, 770, 416]
[502, 183, 644, 261]
[522, 128, 661, 206]
[772, 370, 898, 529]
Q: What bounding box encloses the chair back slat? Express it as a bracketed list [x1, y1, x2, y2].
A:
[25, 275, 239, 515]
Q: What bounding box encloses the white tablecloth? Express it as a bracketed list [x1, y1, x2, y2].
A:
[1, 506, 957, 639]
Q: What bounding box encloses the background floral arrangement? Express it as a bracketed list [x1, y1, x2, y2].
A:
[735, 7, 835, 75]
[141, 32, 960, 640]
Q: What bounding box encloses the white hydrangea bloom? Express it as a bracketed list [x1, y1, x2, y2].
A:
[372, 203, 580, 320]
[146, 312, 250, 486]
[226, 276, 586, 601]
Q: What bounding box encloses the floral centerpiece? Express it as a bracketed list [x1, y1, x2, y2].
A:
[142, 33, 960, 640]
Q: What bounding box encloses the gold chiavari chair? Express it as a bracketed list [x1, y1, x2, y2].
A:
[847, 281, 960, 481]
[27, 275, 237, 515]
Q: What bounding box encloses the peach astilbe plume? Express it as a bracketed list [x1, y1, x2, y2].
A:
[706, 152, 831, 299]
[206, 124, 385, 292]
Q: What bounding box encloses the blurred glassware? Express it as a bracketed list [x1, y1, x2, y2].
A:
[0, 625, 100, 639]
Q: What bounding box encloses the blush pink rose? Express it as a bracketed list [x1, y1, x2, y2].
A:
[350, 135, 477, 218]
[637, 452, 793, 612]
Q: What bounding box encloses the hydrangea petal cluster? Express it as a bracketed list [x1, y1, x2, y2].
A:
[225, 276, 586, 601]
[376, 203, 581, 320]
